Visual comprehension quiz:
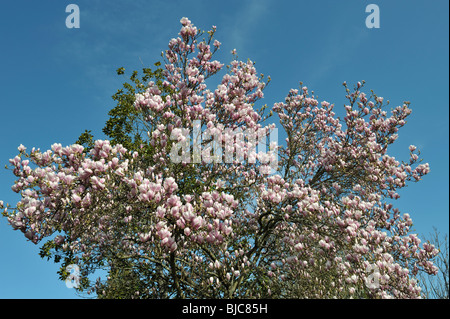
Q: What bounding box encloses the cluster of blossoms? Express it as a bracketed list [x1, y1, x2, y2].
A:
[1, 18, 438, 299]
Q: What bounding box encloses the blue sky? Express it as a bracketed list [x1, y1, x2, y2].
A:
[0, 0, 448, 298]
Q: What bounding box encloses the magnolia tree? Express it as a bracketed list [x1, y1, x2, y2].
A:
[1, 18, 439, 299]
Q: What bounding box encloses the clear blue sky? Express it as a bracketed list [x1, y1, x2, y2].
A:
[0, 0, 448, 298]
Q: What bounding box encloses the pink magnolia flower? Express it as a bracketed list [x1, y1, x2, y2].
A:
[0, 17, 438, 300]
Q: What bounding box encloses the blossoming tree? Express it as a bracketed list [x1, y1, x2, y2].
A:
[1, 18, 438, 299]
